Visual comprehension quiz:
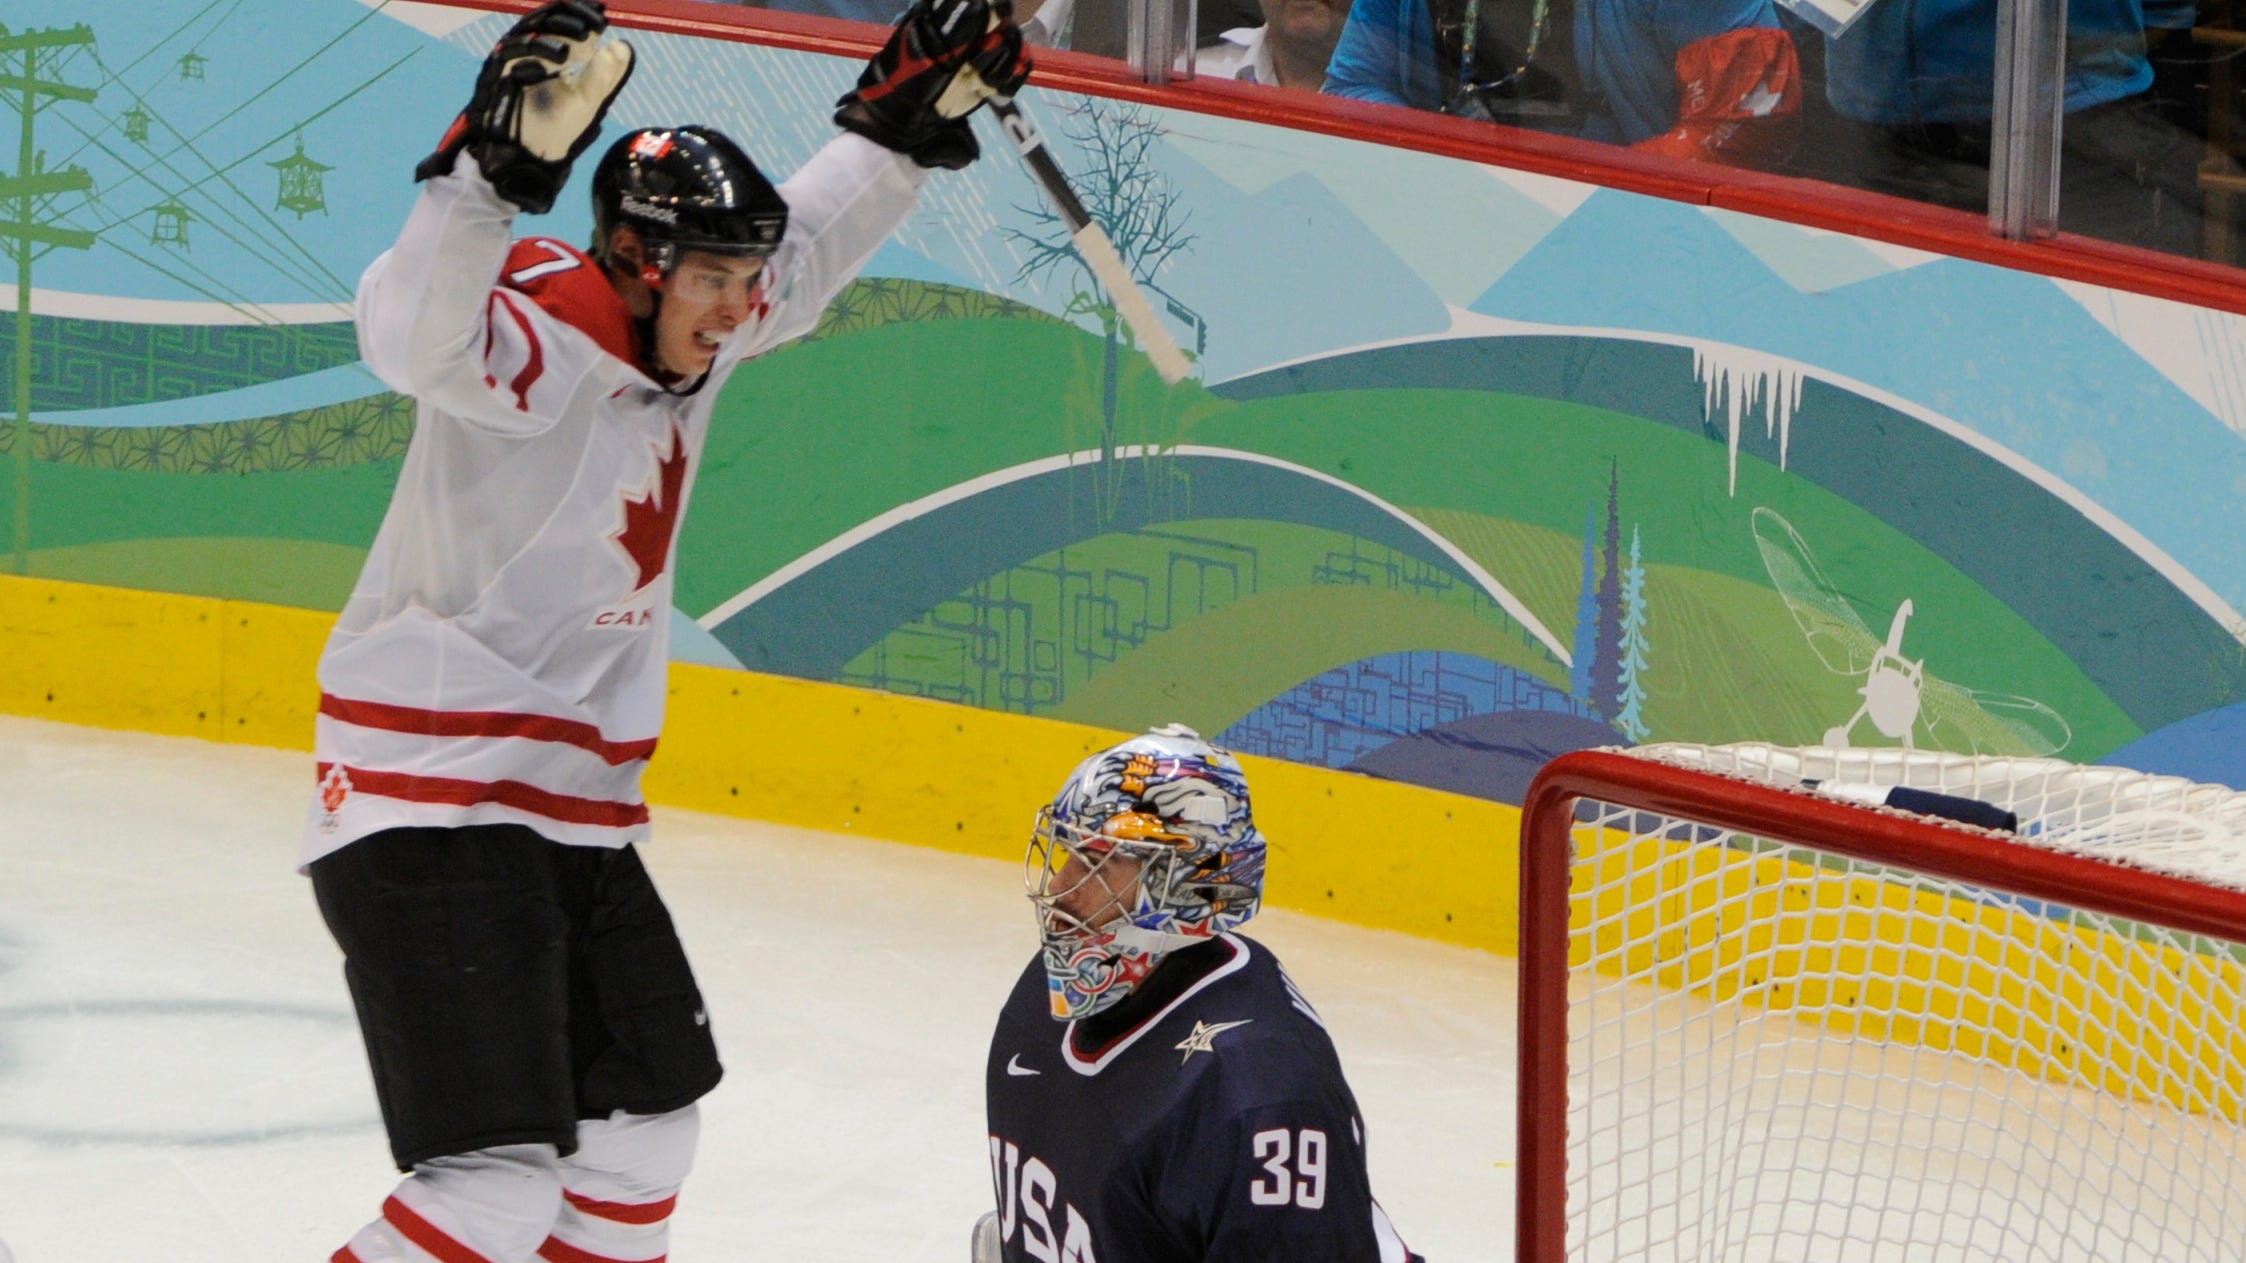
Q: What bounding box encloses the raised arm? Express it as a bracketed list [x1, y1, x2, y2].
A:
[743, 0, 1031, 346]
[749, 134, 934, 348]
[358, 0, 634, 431]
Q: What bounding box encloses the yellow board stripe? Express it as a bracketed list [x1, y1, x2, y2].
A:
[0, 573, 1520, 953]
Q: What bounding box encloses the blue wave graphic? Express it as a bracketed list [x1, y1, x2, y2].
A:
[1219, 649, 1591, 769]
[33, 364, 389, 428]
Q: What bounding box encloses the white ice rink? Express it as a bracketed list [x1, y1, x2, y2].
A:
[0, 716, 1513, 1261]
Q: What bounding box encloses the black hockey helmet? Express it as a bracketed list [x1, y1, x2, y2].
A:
[591, 125, 788, 281]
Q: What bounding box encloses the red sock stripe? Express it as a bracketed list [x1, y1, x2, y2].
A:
[333, 1249, 364, 1263]
[537, 1235, 665, 1263]
[383, 1194, 498, 1263]
[562, 1189, 678, 1225]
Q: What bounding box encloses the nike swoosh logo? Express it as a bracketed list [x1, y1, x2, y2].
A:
[1006, 1054, 1041, 1077]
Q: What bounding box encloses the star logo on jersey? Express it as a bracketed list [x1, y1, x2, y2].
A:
[615, 423, 689, 593]
[1174, 1018, 1252, 1064]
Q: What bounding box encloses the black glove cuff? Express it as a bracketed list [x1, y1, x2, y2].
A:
[479, 143, 571, 214]
[412, 130, 569, 214]
[834, 101, 981, 170]
[414, 113, 471, 183]
[413, 146, 459, 184]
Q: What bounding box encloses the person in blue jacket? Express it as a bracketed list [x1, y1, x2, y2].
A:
[1323, 0, 1802, 167]
[1810, 0, 2206, 255]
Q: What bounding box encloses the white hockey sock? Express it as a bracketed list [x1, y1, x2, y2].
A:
[334, 1143, 563, 1263]
[537, 1106, 699, 1263]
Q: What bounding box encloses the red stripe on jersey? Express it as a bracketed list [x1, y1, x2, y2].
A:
[318, 763, 651, 829]
[481, 301, 499, 391]
[320, 694, 658, 766]
[537, 1235, 664, 1263]
[488, 290, 547, 410]
[383, 1194, 499, 1263]
[563, 1188, 678, 1224]
[332, 1248, 364, 1263]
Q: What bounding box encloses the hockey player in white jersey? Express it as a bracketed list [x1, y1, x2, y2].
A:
[306, 2, 1028, 1260]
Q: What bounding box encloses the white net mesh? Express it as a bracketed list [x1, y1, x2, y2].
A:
[1561, 743, 2246, 1262]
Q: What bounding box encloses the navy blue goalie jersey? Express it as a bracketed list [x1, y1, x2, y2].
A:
[984, 934, 1422, 1262]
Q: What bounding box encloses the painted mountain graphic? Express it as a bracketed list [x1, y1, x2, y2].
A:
[1140, 165, 1451, 383]
[1343, 709, 1626, 805]
[1167, 124, 1576, 306]
[1471, 188, 2246, 615]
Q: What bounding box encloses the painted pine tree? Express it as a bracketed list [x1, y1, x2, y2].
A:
[1615, 525, 1652, 741]
[1569, 504, 1600, 708]
[1593, 462, 1625, 720]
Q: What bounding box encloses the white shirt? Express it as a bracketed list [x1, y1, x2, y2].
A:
[304, 134, 927, 866]
[1196, 26, 1276, 85]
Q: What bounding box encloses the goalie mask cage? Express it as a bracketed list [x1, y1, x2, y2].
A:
[1516, 743, 2246, 1263]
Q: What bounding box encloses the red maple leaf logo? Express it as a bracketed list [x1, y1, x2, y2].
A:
[616, 424, 690, 592]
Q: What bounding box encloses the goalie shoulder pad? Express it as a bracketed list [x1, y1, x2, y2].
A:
[499, 237, 642, 367]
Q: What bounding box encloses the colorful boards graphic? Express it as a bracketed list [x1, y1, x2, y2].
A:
[8, 0, 2246, 801]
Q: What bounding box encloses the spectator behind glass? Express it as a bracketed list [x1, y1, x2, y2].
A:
[1037, 0, 1266, 55]
[1323, 0, 1802, 167]
[1199, 0, 1351, 88]
[748, 0, 912, 22]
[2136, 0, 2207, 136]
[724, 0, 1278, 62]
[1810, 0, 2207, 255]
[1017, 0, 1076, 44]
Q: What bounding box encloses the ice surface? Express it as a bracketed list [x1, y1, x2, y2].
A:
[0, 717, 1512, 1260]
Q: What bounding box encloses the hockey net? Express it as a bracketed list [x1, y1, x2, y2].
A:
[1516, 743, 2246, 1263]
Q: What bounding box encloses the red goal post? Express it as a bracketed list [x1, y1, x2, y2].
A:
[1517, 743, 2246, 1263]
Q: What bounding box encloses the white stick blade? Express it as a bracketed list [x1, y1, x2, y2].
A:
[1070, 224, 1193, 386]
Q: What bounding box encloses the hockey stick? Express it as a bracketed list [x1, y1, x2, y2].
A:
[990, 97, 1195, 386]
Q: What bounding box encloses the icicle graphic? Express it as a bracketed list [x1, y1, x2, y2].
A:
[1694, 347, 1805, 494]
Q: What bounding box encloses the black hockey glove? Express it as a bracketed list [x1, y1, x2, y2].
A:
[834, 0, 1031, 171]
[416, 0, 637, 214]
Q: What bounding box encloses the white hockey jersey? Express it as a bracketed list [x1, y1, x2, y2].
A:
[303, 134, 928, 867]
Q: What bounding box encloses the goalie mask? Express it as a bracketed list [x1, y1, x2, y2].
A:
[591, 126, 788, 289]
[1026, 724, 1268, 1021]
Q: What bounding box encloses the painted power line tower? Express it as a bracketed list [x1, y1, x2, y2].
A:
[3, 24, 97, 576]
